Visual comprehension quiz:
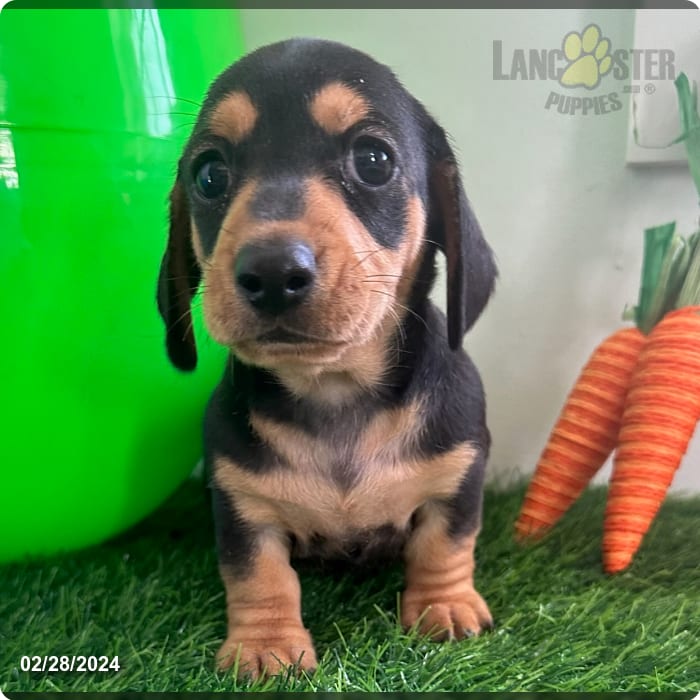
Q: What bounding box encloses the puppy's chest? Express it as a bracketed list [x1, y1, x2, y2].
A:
[214, 401, 474, 547]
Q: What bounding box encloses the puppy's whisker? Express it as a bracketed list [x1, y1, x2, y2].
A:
[366, 290, 407, 347]
[368, 288, 397, 299]
[369, 289, 429, 332]
[385, 304, 407, 346]
[172, 306, 194, 328]
[162, 273, 196, 283]
[396, 305, 429, 333]
[152, 95, 203, 108]
[351, 248, 383, 271]
[360, 279, 394, 286]
[165, 111, 201, 118]
[174, 122, 198, 132]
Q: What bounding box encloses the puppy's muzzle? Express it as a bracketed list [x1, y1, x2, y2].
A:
[234, 237, 316, 316]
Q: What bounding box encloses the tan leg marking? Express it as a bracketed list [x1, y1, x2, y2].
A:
[402, 504, 492, 640]
[216, 530, 317, 678]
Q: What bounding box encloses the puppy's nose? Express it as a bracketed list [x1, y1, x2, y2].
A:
[234, 238, 316, 315]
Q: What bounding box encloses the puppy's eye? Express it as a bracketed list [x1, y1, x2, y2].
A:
[194, 158, 229, 199]
[351, 136, 394, 186]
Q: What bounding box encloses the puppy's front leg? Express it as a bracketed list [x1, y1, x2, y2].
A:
[401, 502, 492, 640]
[213, 494, 316, 677]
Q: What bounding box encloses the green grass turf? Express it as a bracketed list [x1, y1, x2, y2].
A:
[1, 480, 698, 692]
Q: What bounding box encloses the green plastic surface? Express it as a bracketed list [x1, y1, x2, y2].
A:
[0, 9, 241, 562]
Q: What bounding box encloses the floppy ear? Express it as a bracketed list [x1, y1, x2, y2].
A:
[156, 178, 201, 372]
[427, 122, 497, 350]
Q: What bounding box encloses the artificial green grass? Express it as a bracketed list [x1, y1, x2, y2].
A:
[1, 480, 698, 692]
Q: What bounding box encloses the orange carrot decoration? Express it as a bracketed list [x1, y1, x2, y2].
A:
[516, 73, 700, 572]
[514, 218, 678, 542]
[515, 327, 645, 539]
[604, 306, 700, 573]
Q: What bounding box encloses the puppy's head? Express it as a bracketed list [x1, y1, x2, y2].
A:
[157, 38, 496, 374]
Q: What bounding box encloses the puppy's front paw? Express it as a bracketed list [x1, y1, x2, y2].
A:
[216, 627, 318, 679]
[401, 585, 493, 641]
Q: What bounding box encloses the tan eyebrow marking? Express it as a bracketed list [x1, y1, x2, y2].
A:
[309, 81, 370, 135]
[208, 91, 258, 144]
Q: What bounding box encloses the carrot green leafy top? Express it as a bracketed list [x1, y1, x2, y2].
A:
[626, 73, 700, 335]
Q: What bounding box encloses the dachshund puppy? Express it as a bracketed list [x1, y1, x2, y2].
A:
[157, 38, 497, 678]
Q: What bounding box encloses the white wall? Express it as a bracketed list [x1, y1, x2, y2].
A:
[240, 9, 700, 493]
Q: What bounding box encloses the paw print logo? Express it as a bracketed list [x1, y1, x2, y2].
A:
[559, 24, 612, 90]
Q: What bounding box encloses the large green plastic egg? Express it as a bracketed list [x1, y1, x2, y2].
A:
[0, 9, 240, 562]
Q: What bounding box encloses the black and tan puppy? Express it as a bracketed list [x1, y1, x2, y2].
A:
[157, 38, 497, 678]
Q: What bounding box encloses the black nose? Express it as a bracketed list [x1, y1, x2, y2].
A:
[234, 238, 316, 316]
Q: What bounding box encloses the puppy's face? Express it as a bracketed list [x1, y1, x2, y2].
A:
[184, 42, 429, 373]
[158, 39, 496, 375]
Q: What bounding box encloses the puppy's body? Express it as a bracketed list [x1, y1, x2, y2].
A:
[157, 38, 497, 677]
[208, 302, 488, 562]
